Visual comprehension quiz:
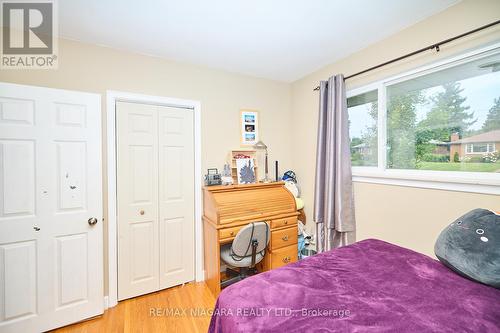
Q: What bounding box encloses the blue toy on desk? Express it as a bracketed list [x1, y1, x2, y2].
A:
[282, 170, 297, 183]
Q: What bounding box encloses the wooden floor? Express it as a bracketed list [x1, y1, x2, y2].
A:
[51, 282, 216, 333]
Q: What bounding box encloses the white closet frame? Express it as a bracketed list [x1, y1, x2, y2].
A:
[106, 91, 202, 308]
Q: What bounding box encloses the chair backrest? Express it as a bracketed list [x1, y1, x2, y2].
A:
[231, 222, 270, 257]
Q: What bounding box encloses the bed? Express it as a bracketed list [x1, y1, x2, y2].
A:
[208, 239, 500, 332]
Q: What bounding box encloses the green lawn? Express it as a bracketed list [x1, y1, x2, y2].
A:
[418, 162, 500, 173]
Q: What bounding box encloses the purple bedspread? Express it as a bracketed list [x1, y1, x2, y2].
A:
[209, 239, 500, 333]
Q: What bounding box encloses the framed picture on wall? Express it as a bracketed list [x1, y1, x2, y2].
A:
[240, 109, 259, 145]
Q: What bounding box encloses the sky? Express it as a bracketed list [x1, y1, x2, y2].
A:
[348, 102, 376, 138]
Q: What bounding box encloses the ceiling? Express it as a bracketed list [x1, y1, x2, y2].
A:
[59, 0, 460, 82]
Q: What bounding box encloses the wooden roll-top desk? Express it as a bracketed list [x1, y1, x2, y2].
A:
[203, 182, 299, 296]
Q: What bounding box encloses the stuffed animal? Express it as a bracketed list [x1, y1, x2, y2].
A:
[435, 208, 500, 289]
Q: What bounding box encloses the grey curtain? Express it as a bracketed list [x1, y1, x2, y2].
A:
[313, 74, 356, 253]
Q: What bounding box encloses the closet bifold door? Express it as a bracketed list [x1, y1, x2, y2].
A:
[158, 106, 195, 289]
[116, 102, 160, 301]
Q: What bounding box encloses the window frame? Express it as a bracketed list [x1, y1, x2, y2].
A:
[347, 42, 500, 195]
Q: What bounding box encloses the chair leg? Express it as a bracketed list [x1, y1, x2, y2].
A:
[221, 275, 242, 288]
[225, 267, 239, 278]
[221, 266, 259, 289]
[241, 267, 258, 277]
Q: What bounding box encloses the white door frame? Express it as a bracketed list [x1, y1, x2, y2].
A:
[106, 90, 203, 308]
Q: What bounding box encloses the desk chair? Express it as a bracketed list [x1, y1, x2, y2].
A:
[220, 222, 270, 288]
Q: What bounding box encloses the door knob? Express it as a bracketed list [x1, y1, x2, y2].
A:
[88, 217, 98, 226]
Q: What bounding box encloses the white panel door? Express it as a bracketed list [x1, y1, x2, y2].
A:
[0, 82, 103, 333]
[158, 106, 194, 289]
[116, 102, 195, 300]
[116, 102, 159, 300]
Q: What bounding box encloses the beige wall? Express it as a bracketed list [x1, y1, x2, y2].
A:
[354, 183, 499, 256]
[291, 0, 500, 256]
[0, 38, 293, 172]
[0, 38, 294, 294]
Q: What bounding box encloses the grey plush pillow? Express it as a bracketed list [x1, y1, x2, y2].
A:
[435, 208, 500, 289]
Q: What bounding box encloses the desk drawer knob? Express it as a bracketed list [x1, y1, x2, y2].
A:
[230, 231, 234, 236]
[284, 220, 288, 225]
[282, 235, 289, 241]
[282, 256, 291, 263]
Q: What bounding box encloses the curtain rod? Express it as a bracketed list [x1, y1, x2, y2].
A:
[313, 19, 500, 91]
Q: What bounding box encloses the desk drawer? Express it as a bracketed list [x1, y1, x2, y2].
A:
[271, 226, 297, 250]
[270, 217, 297, 229]
[270, 244, 297, 269]
[219, 226, 242, 240]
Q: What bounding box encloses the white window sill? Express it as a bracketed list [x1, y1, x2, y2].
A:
[352, 167, 500, 195]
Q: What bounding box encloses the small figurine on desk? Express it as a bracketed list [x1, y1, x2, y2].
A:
[221, 163, 233, 185]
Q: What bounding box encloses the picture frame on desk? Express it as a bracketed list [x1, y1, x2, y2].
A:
[240, 109, 259, 146]
[236, 158, 256, 184]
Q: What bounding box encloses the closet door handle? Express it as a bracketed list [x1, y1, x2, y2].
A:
[88, 217, 98, 226]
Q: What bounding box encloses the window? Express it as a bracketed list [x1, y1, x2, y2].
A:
[386, 52, 500, 172]
[347, 45, 500, 191]
[347, 90, 377, 167]
[466, 143, 495, 154]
